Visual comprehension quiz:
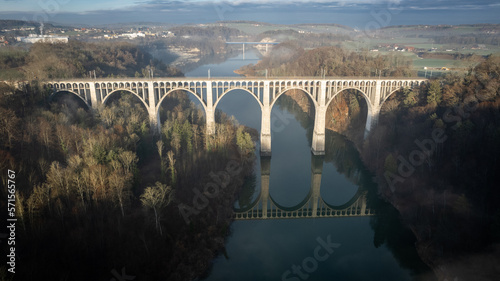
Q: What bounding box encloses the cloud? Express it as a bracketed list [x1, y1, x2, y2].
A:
[0, 0, 498, 25]
[126, 0, 500, 13]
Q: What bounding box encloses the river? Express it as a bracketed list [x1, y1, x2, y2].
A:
[183, 49, 435, 281]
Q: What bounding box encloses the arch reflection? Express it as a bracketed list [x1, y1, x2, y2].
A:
[234, 155, 374, 220]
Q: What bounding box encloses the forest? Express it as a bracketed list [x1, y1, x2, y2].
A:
[361, 56, 500, 280]
[0, 42, 256, 280]
[237, 44, 414, 77]
[0, 41, 183, 81]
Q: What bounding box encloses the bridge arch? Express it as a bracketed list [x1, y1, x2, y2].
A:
[270, 87, 318, 111]
[326, 87, 373, 112]
[50, 89, 90, 109]
[102, 89, 150, 112]
[325, 87, 373, 139]
[214, 87, 263, 110]
[379, 80, 425, 110]
[320, 187, 364, 211]
[48, 83, 91, 109]
[268, 187, 313, 214]
[156, 87, 207, 113]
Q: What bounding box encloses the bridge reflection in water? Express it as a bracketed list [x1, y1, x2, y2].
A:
[234, 155, 373, 220]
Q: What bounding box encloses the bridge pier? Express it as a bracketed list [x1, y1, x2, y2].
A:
[364, 106, 380, 139]
[261, 82, 272, 156]
[360, 192, 367, 215]
[311, 105, 327, 155]
[147, 82, 161, 135]
[261, 106, 272, 156]
[311, 155, 324, 217]
[89, 83, 98, 107]
[312, 82, 327, 155]
[206, 83, 216, 135]
[260, 157, 271, 219]
[364, 80, 382, 140]
[149, 109, 161, 135]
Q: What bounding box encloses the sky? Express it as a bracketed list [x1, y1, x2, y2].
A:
[1, 0, 499, 26]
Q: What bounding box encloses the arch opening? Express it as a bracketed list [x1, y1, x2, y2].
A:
[270, 87, 317, 110]
[214, 88, 262, 134]
[380, 81, 424, 110]
[102, 89, 149, 112]
[268, 89, 316, 208]
[326, 88, 370, 143]
[48, 90, 93, 126]
[269, 187, 313, 213]
[214, 87, 263, 110]
[271, 88, 316, 138]
[319, 165, 362, 209]
[157, 87, 206, 113]
[50, 90, 90, 111]
[157, 90, 206, 127]
[99, 91, 150, 136]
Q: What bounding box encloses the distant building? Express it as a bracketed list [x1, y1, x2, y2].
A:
[17, 34, 69, 44]
[16, 23, 68, 44]
[119, 32, 146, 39]
[161, 31, 175, 38]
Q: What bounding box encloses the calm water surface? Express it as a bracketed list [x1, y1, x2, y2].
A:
[184, 50, 433, 281]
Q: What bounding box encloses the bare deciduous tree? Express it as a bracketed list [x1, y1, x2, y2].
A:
[140, 182, 174, 236]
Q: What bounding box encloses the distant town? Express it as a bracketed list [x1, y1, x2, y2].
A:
[2, 22, 177, 45]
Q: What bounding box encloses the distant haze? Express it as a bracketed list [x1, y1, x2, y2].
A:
[0, 0, 499, 26]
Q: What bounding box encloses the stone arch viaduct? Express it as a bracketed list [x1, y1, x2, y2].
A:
[46, 77, 427, 156]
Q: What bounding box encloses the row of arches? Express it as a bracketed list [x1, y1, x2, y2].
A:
[53, 83, 90, 89]
[47, 79, 426, 146]
[48, 79, 425, 110]
[47, 82, 380, 124]
[234, 186, 371, 220]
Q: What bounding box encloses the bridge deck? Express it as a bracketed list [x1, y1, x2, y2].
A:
[46, 76, 428, 83]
